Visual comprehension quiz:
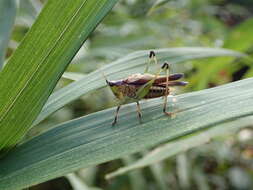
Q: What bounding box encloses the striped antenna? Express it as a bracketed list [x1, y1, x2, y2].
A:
[101, 70, 109, 84]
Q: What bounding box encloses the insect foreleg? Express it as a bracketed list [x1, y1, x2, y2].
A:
[112, 105, 121, 126]
[145, 51, 158, 73]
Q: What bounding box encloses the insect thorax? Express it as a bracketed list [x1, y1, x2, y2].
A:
[118, 84, 138, 98]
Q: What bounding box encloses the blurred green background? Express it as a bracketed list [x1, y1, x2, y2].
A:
[3, 0, 253, 189]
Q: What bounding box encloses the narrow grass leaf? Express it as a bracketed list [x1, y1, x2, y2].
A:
[1, 77, 253, 189]
[0, 0, 16, 69]
[106, 116, 253, 179]
[34, 47, 245, 125]
[62, 72, 86, 81]
[150, 163, 168, 190]
[122, 156, 147, 190]
[66, 173, 102, 190]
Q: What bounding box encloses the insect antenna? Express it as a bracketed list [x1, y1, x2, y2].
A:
[101, 71, 109, 85]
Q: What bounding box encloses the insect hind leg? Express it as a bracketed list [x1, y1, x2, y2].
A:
[161, 62, 169, 70]
[145, 50, 158, 73]
[162, 62, 173, 116]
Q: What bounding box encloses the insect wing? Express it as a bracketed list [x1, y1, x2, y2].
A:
[124, 73, 184, 86]
[157, 81, 188, 87]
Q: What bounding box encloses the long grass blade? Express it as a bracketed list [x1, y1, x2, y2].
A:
[34, 47, 245, 125]
[1, 77, 253, 189]
[0, 0, 16, 69]
[105, 116, 253, 179]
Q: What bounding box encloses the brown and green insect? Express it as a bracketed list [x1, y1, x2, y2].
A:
[105, 51, 188, 125]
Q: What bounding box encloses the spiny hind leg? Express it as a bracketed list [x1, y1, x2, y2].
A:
[112, 105, 121, 126]
[136, 101, 142, 123]
[145, 50, 158, 73]
[162, 62, 173, 116]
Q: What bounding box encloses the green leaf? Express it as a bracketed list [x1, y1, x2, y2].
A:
[0, 0, 119, 154]
[224, 18, 253, 51]
[62, 72, 86, 81]
[0, 0, 16, 69]
[66, 173, 102, 190]
[106, 116, 253, 179]
[148, 0, 170, 15]
[122, 156, 147, 190]
[149, 163, 168, 190]
[34, 47, 245, 126]
[1, 77, 253, 189]
[189, 18, 253, 90]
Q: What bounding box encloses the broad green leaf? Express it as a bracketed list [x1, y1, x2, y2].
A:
[106, 116, 253, 179]
[0, 0, 119, 154]
[34, 47, 244, 126]
[0, 0, 16, 69]
[1, 77, 253, 189]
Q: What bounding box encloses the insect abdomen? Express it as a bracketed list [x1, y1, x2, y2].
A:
[144, 87, 169, 99]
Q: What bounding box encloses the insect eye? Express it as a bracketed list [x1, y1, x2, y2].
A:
[108, 81, 115, 86]
[108, 80, 123, 86]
